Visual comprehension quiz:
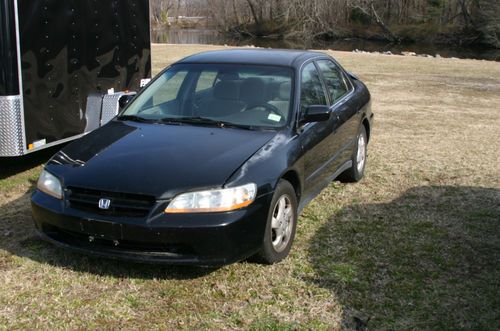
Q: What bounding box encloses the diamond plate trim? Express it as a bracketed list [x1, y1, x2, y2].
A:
[101, 93, 124, 126]
[85, 93, 104, 132]
[0, 95, 25, 156]
[101, 92, 137, 126]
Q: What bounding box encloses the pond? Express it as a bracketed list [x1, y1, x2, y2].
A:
[151, 28, 500, 61]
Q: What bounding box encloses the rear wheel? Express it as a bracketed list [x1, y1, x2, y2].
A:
[339, 125, 368, 182]
[257, 179, 298, 264]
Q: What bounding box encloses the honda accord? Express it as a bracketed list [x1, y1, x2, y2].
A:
[31, 49, 373, 266]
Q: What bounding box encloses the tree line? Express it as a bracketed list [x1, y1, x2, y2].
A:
[150, 0, 500, 48]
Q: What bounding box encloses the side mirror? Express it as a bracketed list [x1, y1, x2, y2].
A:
[301, 105, 331, 124]
[119, 94, 135, 109]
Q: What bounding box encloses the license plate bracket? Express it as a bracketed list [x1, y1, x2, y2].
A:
[79, 219, 123, 241]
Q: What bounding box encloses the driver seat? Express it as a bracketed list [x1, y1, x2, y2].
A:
[240, 78, 266, 109]
[199, 80, 245, 117]
[268, 81, 291, 117]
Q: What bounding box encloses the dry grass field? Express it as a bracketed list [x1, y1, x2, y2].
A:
[0, 44, 499, 330]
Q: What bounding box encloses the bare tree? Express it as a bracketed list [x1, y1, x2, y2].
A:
[150, 0, 175, 24]
[181, 0, 499, 47]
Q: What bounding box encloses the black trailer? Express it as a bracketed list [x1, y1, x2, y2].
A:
[0, 0, 151, 157]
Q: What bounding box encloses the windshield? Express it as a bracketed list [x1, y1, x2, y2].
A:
[121, 64, 294, 129]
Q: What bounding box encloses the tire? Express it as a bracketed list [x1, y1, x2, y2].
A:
[257, 179, 298, 264]
[339, 125, 368, 183]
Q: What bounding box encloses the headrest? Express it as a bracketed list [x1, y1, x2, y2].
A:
[218, 72, 239, 81]
[213, 80, 240, 100]
[278, 82, 291, 100]
[240, 78, 266, 104]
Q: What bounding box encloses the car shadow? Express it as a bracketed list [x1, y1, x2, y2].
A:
[0, 182, 217, 280]
[306, 185, 500, 330]
[0, 145, 64, 180]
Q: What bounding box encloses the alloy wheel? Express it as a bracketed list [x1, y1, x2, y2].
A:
[356, 133, 366, 173]
[271, 195, 294, 253]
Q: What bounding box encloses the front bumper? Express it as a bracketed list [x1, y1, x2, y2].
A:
[31, 190, 272, 266]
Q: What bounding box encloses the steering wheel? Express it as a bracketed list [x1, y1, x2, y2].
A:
[243, 103, 282, 117]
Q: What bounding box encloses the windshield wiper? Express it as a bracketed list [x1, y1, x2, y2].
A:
[162, 116, 256, 130]
[117, 115, 156, 123]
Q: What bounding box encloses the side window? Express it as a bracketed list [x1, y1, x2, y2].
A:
[316, 60, 349, 103]
[195, 70, 217, 92]
[300, 62, 327, 113]
[151, 70, 188, 106]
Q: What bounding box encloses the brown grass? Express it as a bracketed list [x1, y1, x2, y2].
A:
[0, 44, 499, 330]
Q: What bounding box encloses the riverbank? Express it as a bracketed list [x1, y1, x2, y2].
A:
[151, 28, 500, 61]
[150, 43, 498, 72]
[1, 44, 499, 330]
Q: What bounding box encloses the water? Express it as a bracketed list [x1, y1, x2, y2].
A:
[151, 28, 500, 61]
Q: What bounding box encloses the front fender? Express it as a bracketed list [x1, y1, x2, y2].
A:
[225, 132, 302, 197]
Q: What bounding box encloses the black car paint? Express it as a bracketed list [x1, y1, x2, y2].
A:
[32, 50, 373, 265]
[32, 189, 273, 265]
[46, 121, 277, 199]
[226, 54, 371, 208]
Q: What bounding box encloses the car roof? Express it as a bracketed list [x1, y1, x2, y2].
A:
[176, 49, 330, 68]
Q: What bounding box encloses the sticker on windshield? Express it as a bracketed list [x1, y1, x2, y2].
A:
[268, 114, 281, 122]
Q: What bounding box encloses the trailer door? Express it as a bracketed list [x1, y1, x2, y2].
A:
[17, 0, 151, 152]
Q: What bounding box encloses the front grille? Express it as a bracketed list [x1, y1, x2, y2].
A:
[66, 186, 156, 217]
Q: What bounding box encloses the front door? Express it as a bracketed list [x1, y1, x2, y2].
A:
[298, 62, 334, 195]
[316, 60, 359, 167]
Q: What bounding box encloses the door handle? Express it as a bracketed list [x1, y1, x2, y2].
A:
[333, 116, 340, 134]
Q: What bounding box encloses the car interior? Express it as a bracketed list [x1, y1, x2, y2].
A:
[196, 75, 292, 119]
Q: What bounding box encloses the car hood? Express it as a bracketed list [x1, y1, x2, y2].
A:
[46, 120, 277, 199]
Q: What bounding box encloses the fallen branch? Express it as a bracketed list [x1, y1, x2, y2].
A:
[352, 3, 400, 43]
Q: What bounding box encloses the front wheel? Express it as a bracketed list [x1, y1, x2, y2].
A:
[257, 180, 298, 264]
[339, 125, 368, 183]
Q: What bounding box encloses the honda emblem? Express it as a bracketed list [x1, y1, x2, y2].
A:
[98, 198, 111, 210]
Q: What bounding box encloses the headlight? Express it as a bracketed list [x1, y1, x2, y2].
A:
[37, 169, 63, 199]
[165, 183, 257, 213]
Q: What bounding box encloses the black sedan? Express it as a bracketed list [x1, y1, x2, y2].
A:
[31, 49, 373, 266]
